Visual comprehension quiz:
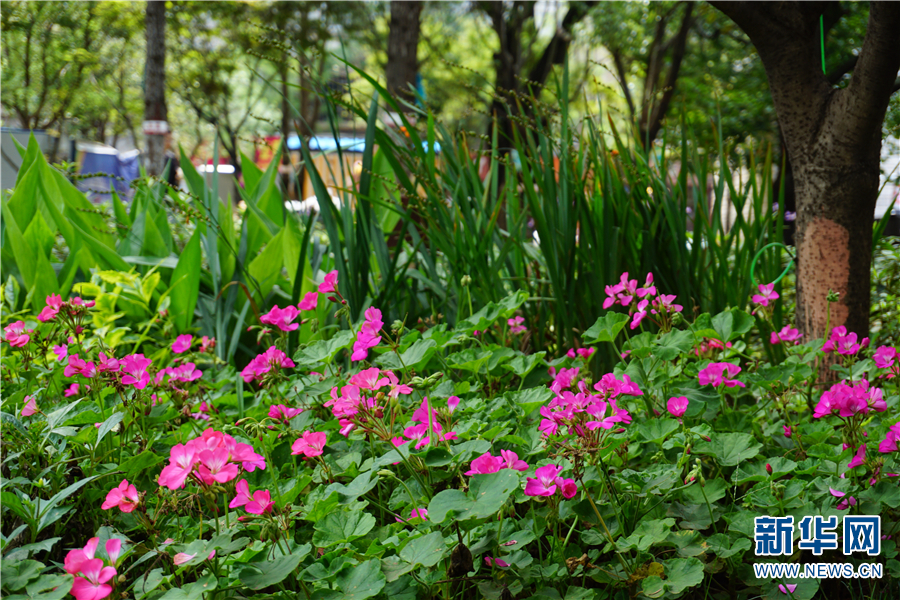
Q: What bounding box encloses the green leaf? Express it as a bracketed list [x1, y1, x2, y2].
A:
[22, 574, 73, 600]
[636, 418, 680, 444]
[711, 309, 754, 343]
[704, 533, 751, 559]
[427, 470, 520, 524]
[95, 412, 125, 448]
[240, 553, 303, 590]
[582, 312, 629, 344]
[694, 432, 761, 467]
[133, 569, 168, 600]
[324, 471, 379, 504]
[446, 348, 492, 373]
[502, 351, 546, 377]
[377, 339, 437, 372]
[616, 518, 675, 552]
[399, 531, 446, 568]
[860, 481, 900, 508]
[156, 574, 217, 600]
[312, 510, 377, 547]
[119, 451, 167, 479]
[1, 559, 43, 590]
[334, 558, 385, 600]
[658, 557, 704, 595]
[169, 230, 202, 333]
[653, 329, 694, 361]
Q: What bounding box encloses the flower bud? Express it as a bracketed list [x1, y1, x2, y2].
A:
[766, 463, 773, 475]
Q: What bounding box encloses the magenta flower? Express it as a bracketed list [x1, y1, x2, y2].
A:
[291, 430, 327, 458]
[770, 325, 802, 345]
[874, 346, 897, 369]
[230, 479, 253, 509]
[171, 334, 193, 354]
[466, 452, 504, 476]
[630, 299, 650, 330]
[37, 294, 64, 322]
[106, 539, 122, 566]
[752, 283, 779, 308]
[268, 404, 303, 423]
[299, 291, 319, 311]
[260, 305, 301, 332]
[667, 396, 689, 418]
[173, 553, 195, 566]
[97, 352, 120, 373]
[230, 442, 266, 472]
[319, 270, 339, 294]
[847, 444, 866, 469]
[65, 538, 99, 575]
[349, 367, 389, 390]
[157, 444, 199, 490]
[241, 347, 295, 384]
[484, 556, 510, 568]
[556, 477, 578, 499]
[121, 354, 152, 389]
[525, 464, 562, 497]
[65, 354, 87, 377]
[403, 423, 432, 450]
[783, 425, 792, 438]
[447, 396, 461, 413]
[70, 558, 116, 600]
[410, 507, 428, 520]
[52, 344, 68, 361]
[508, 316, 526, 334]
[101, 479, 140, 513]
[351, 307, 383, 361]
[778, 584, 798, 594]
[830, 488, 857, 511]
[879, 425, 899, 453]
[698, 362, 745, 388]
[500, 450, 529, 471]
[822, 326, 861, 355]
[245, 490, 275, 515]
[21, 395, 38, 417]
[651, 294, 682, 315]
[4, 321, 30, 347]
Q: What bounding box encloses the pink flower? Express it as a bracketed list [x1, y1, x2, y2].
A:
[847, 444, 866, 469]
[484, 556, 510, 568]
[874, 346, 897, 369]
[157, 444, 199, 490]
[245, 490, 274, 514]
[299, 291, 319, 311]
[448, 396, 461, 414]
[37, 294, 64, 321]
[783, 425, 792, 438]
[53, 344, 68, 361]
[101, 479, 140, 513]
[409, 507, 428, 520]
[260, 305, 301, 332]
[830, 488, 858, 510]
[97, 352, 120, 373]
[752, 283, 779, 308]
[4, 321, 30, 347]
[268, 404, 303, 423]
[667, 396, 689, 418]
[106, 539, 122, 566]
[173, 553, 195, 566]
[630, 299, 650, 330]
[349, 367, 389, 390]
[508, 316, 526, 334]
[555, 477, 578, 499]
[404, 423, 432, 450]
[466, 452, 505, 476]
[70, 558, 116, 600]
[200, 336, 216, 353]
[778, 584, 797, 594]
[65, 538, 99, 575]
[319, 270, 339, 294]
[21, 395, 38, 417]
[230, 479, 253, 509]
[351, 307, 383, 362]
[879, 422, 900, 453]
[291, 431, 327, 458]
[172, 334, 193, 354]
[241, 347, 295, 384]
[822, 326, 860, 355]
[500, 450, 529, 471]
[121, 354, 152, 389]
[651, 294, 682, 315]
[525, 464, 562, 497]
[196, 448, 239, 484]
[770, 325, 802, 345]
[698, 362, 745, 388]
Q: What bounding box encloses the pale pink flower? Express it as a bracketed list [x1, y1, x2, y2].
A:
[65, 537, 99, 575]
[349, 367, 389, 390]
[21, 395, 38, 417]
[196, 448, 239, 484]
[173, 553, 195, 566]
[70, 558, 116, 600]
[230, 479, 253, 509]
[101, 479, 140, 513]
[770, 325, 802, 345]
[158, 444, 199, 490]
[500, 450, 529, 471]
[38, 294, 64, 321]
[200, 336, 216, 353]
[778, 584, 797, 594]
[268, 404, 303, 423]
[752, 283, 779, 308]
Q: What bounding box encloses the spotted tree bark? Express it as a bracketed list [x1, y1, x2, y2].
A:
[144, 0, 167, 177]
[386, 0, 422, 108]
[710, 1, 900, 341]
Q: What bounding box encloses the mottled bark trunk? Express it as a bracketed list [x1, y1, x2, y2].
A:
[144, 0, 167, 177]
[386, 0, 422, 107]
[711, 1, 900, 342]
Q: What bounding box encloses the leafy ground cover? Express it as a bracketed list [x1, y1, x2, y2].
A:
[2, 264, 898, 600]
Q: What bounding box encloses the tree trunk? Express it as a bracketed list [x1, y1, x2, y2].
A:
[710, 1, 900, 342]
[386, 0, 422, 108]
[144, 0, 167, 177]
[281, 58, 292, 197]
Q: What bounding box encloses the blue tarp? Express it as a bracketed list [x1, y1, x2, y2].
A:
[285, 134, 441, 154]
[76, 144, 140, 198]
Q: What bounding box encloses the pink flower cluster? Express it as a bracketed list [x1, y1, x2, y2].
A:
[693, 338, 732, 357]
[63, 352, 154, 390]
[822, 326, 868, 356]
[157, 429, 265, 490]
[812, 379, 886, 419]
[399, 397, 458, 449]
[539, 370, 636, 437]
[508, 316, 526, 334]
[37, 294, 95, 322]
[241, 347, 295, 384]
[770, 325, 802, 345]
[465, 450, 529, 475]
[65, 537, 121, 600]
[524, 464, 577, 498]
[751, 283, 779, 308]
[603, 272, 678, 330]
[698, 362, 744, 388]
[154, 362, 203, 387]
[172, 334, 193, 354]
[352, 307, 383, 361]
[830, 488, 858, 511]
[21, 395, 38, 417]
[268, 404, 303, 424]
[230, 479, 274, 514]
[325, 368, 413, 436]
[566, 347, 595, 360]
[291, 430, 327, 458]
[874, 345, 898, 377]
[878, 421, 900, 453]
